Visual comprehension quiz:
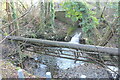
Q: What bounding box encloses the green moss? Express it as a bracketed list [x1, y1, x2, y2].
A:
[67, 26, 77, 36]
[15, 67, 21, 70]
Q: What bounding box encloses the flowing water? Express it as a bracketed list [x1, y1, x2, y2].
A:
[23, 32, 118, 78]
[69, 32, 81, 44]
[23, 32, 85, 77]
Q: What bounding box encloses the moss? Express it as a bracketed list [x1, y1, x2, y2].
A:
[15, 67, 21, 70]
[67, 26, 77, 36]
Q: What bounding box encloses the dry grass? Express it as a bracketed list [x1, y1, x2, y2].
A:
[0, 60, 41, 78]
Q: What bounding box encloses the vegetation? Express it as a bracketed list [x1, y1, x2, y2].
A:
[0, 0, 119, 78]
[61, 1, 99, 32]
[61, 1, 119, 45]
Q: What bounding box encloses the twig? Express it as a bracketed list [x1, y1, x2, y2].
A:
[0, 29, 18, 44]
[100, 2, 108, 18]
[89, 56, 118, 75]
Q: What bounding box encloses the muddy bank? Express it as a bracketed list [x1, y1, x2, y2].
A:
[2, 41, 117, 79]
[55, 63, 109, 78]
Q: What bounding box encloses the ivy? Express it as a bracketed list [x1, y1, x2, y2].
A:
[61, 1, 99, 33]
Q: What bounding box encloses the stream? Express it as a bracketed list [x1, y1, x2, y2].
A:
[23, 47, 118, 78]
[31, 53, 84, 77]
[23, 32, 86, 77]
[4, 32, 118, 78]
[22, 32, 118, 78]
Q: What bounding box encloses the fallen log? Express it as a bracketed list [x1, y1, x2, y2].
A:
[6, 36, 119, 56]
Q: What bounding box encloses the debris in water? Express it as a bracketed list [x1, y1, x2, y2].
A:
[18, 69, 25, 78]
[46, 72, 52, 78]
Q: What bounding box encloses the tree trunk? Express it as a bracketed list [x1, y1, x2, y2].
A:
[10, 1, 19, 36]
[6, 1, 13, 34]
[7, 36, 118, 56]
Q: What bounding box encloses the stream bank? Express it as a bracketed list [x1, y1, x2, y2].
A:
[2, 39, 118, 79]
[0, 60, 39, 78]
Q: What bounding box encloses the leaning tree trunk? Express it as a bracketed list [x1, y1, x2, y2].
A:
[97, 16, 119, 66]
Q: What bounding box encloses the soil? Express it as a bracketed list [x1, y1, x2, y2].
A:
[1, 40, 115, 79]
[55, 63, 110, 78]
[0, 60, 39, 78]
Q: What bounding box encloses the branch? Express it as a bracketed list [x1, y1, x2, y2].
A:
[0, 29, 18, 44]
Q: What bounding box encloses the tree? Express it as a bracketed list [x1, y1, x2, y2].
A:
[61, 1, 99, 44]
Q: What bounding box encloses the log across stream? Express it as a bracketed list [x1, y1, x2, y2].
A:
[5, 35, 119, 78]
[6, 36, 118, 56]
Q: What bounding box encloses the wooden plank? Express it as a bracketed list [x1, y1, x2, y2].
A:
[6, 36, 119, 55]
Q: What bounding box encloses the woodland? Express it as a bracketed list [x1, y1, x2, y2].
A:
[0, 0, 120, 79]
